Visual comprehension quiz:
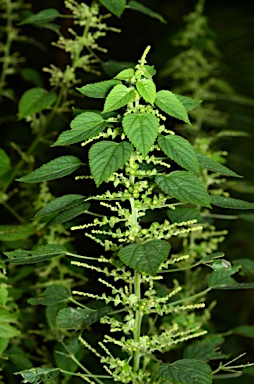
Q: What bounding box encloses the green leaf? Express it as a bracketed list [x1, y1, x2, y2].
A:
[136, 79, 156, 104]
[183, 335, 226, 362]
[158, 135, 199, 175]
[17, 156, 82, 183]
[207, 266, 250, 289]
[4, 244, 66, 265]
[56, 306, 110, 330]
[118, 240, 170, 275]
[48, 202, 90, 226]
[167, 207, 203, 224]
[200, 252, 225, 264]
[234, 325, 254, 338]
[0, 148, 11, 176]
[174, 94, 202, 111]
[0, 338, 9, 356]
[98, 0, 126, 17]
[19, 9, 60, 25]
[0, 309, 17, 324]
[28, 285, 70, 305]
[233, 258, 254, 277]
[89, 141, 133, 187]
[122, 113, 159, 156]
[127, 1, 166, 23]
[52, 112, 107, 146]
[0, 323, 20, 338]
[0, 224, 35, 241]
[158, 359, 212, 384]
[77, 79, 121, 98]
[7, 345, 32, 370]
[143, 65, 157, 78]
[18, 88, 57, 118]
[103, 84, 135, 113]
[15, 368, 60, 383]
[210, 196, 254, 210]
[34, 194, 85, 219]
[114, 68, 135, 81]
[196, 152, 242, 178]
[155, 90, 190, 124]
[156, 171, 211, 208]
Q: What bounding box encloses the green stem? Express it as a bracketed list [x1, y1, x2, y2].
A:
[2, 201, 25, 223]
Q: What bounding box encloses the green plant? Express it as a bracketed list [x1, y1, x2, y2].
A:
[5, 45, 254, 383]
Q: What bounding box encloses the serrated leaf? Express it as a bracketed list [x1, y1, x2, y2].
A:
[0, 149, 11, 176]
[122, 113, 159, 156]
[28, 285, 70, 306]
[77, 79, 121, 98]
[15, 368, 60, 383]
[48, 202, 90, 226]
[103, 84, 135, 113]
[158, 135, 199, 175]
[18, 88, 57, 118]
[196, 152, 242, 178]
[56, 306, 110, 330]
[158, 359, 212, 384]
[52, 112, 107, 146]
[0, 309, 18, 323]
[118, 240, 170, 275]
[0, 323, 20, 338]
[0, 224, 35, 241]
[34, 194, 85, 219]
[89, 141, 133, 187]
[114, 68, 135, 81]
[17, 156, 82, 183]
[208, 266, 239, 288]
[19, 9, 59, 25]
[174, 94, 202, 111]
[136, 79, 156, 104]
[155, 90, 190, 124]
[143, 65, 157, 78]
[0, 338, 9, 356]
[156, 171, 211, 208]
[167, 207, 203, 223]
[210, 195, 254, 210]
[234, 325, 254, 338]
[128, 1, 166, 23]
[98, 0, 126, 17]
[4, 244, 66, 265]
[183, 335, 226, 362]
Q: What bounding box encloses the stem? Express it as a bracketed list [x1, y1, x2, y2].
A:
[0, 0, 13, 98]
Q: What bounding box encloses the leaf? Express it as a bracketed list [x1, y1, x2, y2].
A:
[156, 171, 211, 208]
[0, 148, 11, 176]
[56, 306, 110, 330]
[158, 135, 200, 175]
[103, 84, 135, 113]
[4, 244, 66, 265]
[0, 338, 9, 357]
[114, 68, 135, 81]
[15, 368, 60, 383]
[77, 79, 121, 98]
[233, 258, 254, 277]
[0, 323, 20, 338]
[48, 202, 90, 226]
[196, 152, 242, 178]
[200, 252, 225, 264]
[127, 1, 166, 23]
[0, 224, 35, 241]
[207, 266, 250, 289]
[6, 345, 32, 370]
[0, 309, 18, 324]
[18, 88, 57, 118]
[118, 240, 170, 275]
[136, 79, 156, 104]
[155, 90, 190, 124]
[89, 141, 133, 187]
[98, 0, 126, 17]
[174, 94, 202, 111]
[183, 335, 226, 362]
[34, 194, 85, 219]
[28, 285, 70, 305]
[122, 113, 159, 156]
[19, 9, 60, 25]
[158, 359, 212, 384]
[234, 325, 254, 338]
[167, 207, 203, 224]
[52, 112, 107, 146]
[210, 196, 254, 210]
[17, 156, 82, 183]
